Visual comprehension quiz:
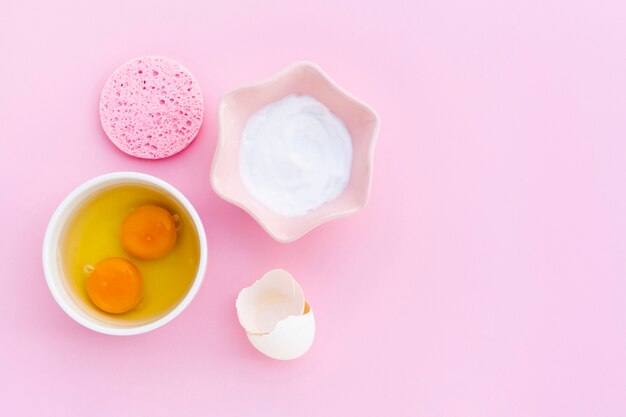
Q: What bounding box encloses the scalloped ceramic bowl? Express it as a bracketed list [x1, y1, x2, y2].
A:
[211, 61, 379, 243]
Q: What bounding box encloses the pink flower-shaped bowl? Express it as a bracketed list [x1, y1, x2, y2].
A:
[211, 61, 379, 243]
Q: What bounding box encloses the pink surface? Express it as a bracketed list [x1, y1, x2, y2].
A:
[100, 56, 203, 159]
[1, 1, 625, 416]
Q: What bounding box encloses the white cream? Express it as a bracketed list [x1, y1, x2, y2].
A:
[239, 94, 352, 217]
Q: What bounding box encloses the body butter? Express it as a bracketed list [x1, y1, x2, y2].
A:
[239, 94, 352, 217]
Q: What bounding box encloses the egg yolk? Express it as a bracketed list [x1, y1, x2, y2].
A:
[86, 258, 143, 314]
[121, 205, 177, 260]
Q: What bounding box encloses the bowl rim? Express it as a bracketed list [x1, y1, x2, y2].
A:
[211, 60, 380, 243]
[42, 171, 208, 336]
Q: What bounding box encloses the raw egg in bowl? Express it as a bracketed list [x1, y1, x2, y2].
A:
[43, 172, 207, 335]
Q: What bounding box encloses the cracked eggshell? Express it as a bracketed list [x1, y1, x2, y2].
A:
[236, 269, 315, 360]
[236, 269, 305, 334]
[247, 302, 315, 360]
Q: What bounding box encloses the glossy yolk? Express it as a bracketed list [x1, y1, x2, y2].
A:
[121, 205, 177, 260]
[86, 258, 143, 314]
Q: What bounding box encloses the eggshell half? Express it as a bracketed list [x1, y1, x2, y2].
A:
[236, 269, 305, 334]
[247, 303, 315, 360]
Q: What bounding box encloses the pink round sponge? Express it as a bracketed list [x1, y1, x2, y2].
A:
[100, 56, 204, 159]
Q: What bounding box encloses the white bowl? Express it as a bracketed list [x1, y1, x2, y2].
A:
[42, 172, 208, 335]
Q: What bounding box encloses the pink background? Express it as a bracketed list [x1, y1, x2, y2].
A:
[1, 0, 625, 415]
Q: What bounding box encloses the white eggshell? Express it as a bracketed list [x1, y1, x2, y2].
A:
[247, 304, 315, 360]
[236, 269, 305, 334]
[236, 269, 315, 360]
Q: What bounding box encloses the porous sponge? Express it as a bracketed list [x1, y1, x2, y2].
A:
[99, 56, 204, 159]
